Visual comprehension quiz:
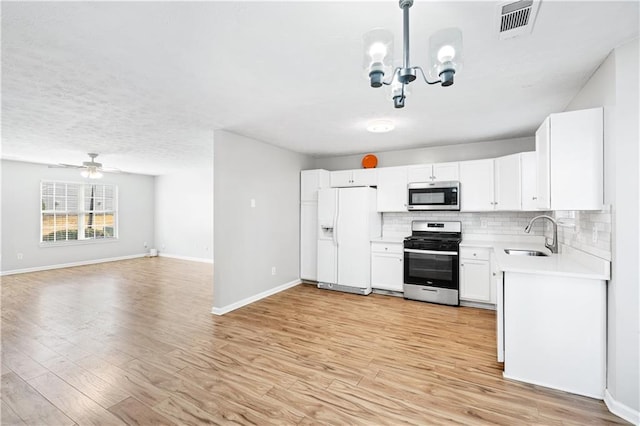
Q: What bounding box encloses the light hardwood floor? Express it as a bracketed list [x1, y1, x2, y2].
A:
[0, 257, 627, 425]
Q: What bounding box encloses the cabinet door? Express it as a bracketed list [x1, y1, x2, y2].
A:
[460, 259, 492, 302]
[300, 202, 318, 280]
[520, 152, 538, 211]
[377, 167, 408, 212]
[371, 253, 404, 292]
[535, 117, 551, 209]
[330, 170, 353, 187]
[433, 162, 459, 181]
[494, 154, 521, 211]
[352, 168, 378, 186]
[550, 108, 603, 210]
[459, 159, 494, 211]
[301, 170, 329, 202]
[406, 165, 433, 183]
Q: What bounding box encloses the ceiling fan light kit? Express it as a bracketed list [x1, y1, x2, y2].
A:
[363, 0, 463, 108]
[80, 153, 104, 179]
[80, 167, 103, 179]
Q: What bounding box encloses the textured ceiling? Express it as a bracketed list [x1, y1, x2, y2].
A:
[2, 1, 638, 175]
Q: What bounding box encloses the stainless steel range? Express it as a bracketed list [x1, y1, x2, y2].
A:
[403, 221, 461, 306]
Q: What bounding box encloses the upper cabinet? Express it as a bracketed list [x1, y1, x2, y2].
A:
[407, 162, 459, 183]
[494, 154, 522, 211]
[330, 169, 377, 188]
[459, 154, 522, 212]
[520, 152, 538, 211]
[301, 169, 330, 202]
[459, 159, 494, 211]
[535, 107, 604, 210]
[377, 166, 408, 212]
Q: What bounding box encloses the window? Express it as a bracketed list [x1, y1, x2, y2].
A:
[41, 181, 117, 244]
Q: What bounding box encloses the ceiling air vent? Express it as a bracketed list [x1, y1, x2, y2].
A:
[497, 0, 541, 40]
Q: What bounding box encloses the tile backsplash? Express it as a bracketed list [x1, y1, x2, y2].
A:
[551, 206, 612, 261]
[383, 211, 548, 237]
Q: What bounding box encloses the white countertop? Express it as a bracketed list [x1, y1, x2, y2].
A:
[462, 237, 610, 280]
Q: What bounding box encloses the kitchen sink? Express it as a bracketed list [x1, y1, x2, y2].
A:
[504, 249, 549, 257]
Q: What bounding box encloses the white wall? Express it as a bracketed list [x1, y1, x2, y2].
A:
[565, 38, 639, 420]
[213, 130, 313, 312]
[313, 136, 534, 170]
[1, 160, 155, 273]
[155, 167, 213, 262]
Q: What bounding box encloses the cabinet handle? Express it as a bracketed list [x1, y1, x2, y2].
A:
[493, 272, 496, 276]
[473, 253, 477, 256]
[399, 258, 402, 262]
[384, 247, 388, 251]
[532, 196, 537, 200]
[461, 263, 464, 267]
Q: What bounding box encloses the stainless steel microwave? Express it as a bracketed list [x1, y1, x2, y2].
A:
[407, 181, 460, 211]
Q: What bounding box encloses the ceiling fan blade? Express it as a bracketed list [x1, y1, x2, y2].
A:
[101, 167, 122, 173]
[48, 163, 84, 169]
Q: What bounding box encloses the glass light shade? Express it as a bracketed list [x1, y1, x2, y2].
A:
[428, 27, 463, 81]
[363, 28, 394, 79]
[81, 167, 103, 179]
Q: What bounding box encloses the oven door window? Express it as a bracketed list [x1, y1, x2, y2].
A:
[409, 187, 458, 206]
[404, 251, 458, 290]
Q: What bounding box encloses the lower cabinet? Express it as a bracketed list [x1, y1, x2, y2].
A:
[459, 247, 494, 304]
[371, 242, 404, 292]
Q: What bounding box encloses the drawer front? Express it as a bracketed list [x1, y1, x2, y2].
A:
[460, 247, 490, 261]
[371, 242, 403, 254]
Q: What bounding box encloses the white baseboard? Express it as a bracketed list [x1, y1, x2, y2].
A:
[158, 253, 214, 264]
[0, 253, 147, 276]
[604, 389, 640, 425]
[460, 300, 496, 310]
[211, 279, 301, 316]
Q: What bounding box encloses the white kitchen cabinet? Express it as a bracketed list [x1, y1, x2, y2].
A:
[494, 154, 521, 211]
[371, 242, 404, 292]
[330, 169, 377, 187]
[300, 169, 330, 281]
[460, 156, 522, 212]
[459, 247, 493, 304]
[503, 272, 606, 398]
[406, 162, 459, 183]
[459, 159, 494, 211]
[301, 169, 330, 202]
[433, 162, 459, 181]
[535, 118, 551, 209]
[520, 152, 538, 211]
[535, 107, 604, 210]
[376, 166, 408, 212]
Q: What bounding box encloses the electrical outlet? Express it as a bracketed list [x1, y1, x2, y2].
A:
[16, 253, 23, 260]
[144, 242, 148, 248]
[251, 198, 256, 208]
[481, 219, 488, 229]
[271, 266, 276, 275]
[592, 225, 598, 243]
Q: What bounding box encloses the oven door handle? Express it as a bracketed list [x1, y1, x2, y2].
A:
[403, 249, 458, 256]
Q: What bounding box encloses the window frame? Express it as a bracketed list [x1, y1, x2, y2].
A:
[40, 180, 119, 246]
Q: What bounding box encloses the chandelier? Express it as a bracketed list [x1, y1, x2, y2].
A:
[364, 0, 463, 108]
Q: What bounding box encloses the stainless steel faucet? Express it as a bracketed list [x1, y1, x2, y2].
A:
[524, 215, 559, 254]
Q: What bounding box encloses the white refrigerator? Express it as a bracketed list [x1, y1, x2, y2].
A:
[317, 187, 381, 295]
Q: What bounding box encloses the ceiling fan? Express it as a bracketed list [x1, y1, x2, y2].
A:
[50, 153, 120, 179]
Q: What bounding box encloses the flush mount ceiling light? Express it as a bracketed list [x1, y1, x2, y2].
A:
[367, 119, 395, 133]
[364, 0, 463, 108]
